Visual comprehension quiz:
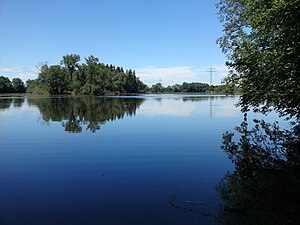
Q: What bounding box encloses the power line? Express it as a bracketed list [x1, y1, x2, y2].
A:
[205, 66, 217, 86]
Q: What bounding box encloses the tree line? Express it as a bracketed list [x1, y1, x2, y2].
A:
[26, 54, 148, 95]
[149, 82, 237, 94]
[1, 54, 239, 95]
[0, 76, 26, 93]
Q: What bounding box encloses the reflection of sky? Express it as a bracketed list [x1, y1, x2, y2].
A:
[139, 98, 197, 117]
[0, 100, 40, 123]
[0, 103, 39, 117]
[138, 95, 241, 118]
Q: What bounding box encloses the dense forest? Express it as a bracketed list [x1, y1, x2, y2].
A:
[26, 54, 147, 95]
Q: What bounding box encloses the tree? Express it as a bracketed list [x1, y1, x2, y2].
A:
[60, 54, 80, 81]
[136, 77, 147, 93]
[216, 0, 300, 119]
[124, 69, 138, 93]
[12, 78, 26, 93]
[37, 64, 49, 82]
[84, 55, 99, 84]
[0, 76, 12, 93]
[46, 65, 68, 94]
[151, 83, 164, 93]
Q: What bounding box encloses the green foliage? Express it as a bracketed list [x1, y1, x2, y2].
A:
[27, 54, 148, 95]
[181, 82, 209, 92]
[26, 79, 49, 95]
[220, 72, 242, 95]
[60, 54, 80, 81]
[0, 76, 26, 93]
[11, 78, 26, 93]
[151, 83, 164, 93]
[149, 82, 230, 94]
[46, 65, 68, 94]
[0, 76, 13, 93]
[216, 0, 300, 119]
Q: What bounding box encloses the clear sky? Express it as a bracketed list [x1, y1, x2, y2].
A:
[0, 0, 228, 86]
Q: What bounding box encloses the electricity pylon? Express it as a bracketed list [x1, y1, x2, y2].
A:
[206, 66, 217, 86]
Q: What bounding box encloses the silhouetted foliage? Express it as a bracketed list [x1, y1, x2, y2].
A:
[218, 115, 300, 225]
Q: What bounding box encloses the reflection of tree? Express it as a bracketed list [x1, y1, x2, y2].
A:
[0, 98, 13, 110]
[218, 114, 300, 225]
[12, 98, 25, 108]
[0, 98, 24, 110]
[182, 96, 227, 102]
[28, 97, 144, 133]
[62, 114, 83, 133]
[149, 95, 228, 103]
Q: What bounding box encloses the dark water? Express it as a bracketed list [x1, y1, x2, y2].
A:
[0, 95, 298, 225]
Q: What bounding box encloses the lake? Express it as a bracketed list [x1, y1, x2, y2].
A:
[0, 94, 291, 225]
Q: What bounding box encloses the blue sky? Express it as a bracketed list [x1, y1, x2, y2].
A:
[0, 0, 228, 85]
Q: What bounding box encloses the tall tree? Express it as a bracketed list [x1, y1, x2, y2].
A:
[0, 76, 12, 93]
[84, 55, 99, 84]
[60, 54, 80, 81]
[216, 0, 300, 119]
[12, 78, 26, 93]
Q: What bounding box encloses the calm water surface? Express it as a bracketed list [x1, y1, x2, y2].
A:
[0, 95, 242, 225]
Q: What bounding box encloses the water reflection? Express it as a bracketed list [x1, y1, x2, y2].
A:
[181, 95, 227, 102]
[0, 94, 242, 225]
[139, 95, 239, 118]
[218, 114, 300, 225]
[145, 94, 228, 102]
[1, 95, 237, 119]
[27, 97, 144, 133]
[0, 98, 25, 110]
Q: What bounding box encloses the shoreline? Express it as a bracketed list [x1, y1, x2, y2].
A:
[0, 92, 236, 98]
